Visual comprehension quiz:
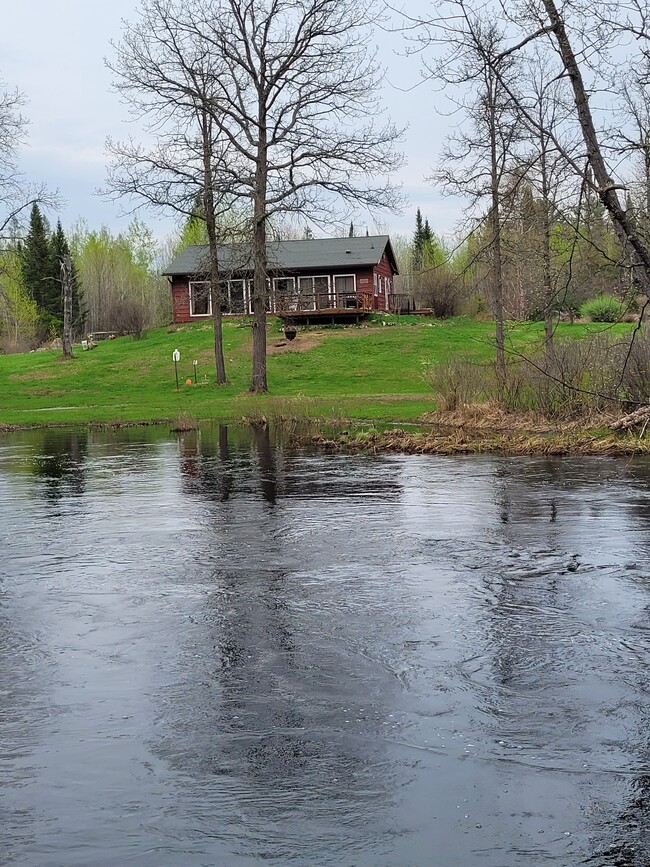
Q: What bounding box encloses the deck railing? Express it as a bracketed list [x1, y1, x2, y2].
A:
[275, 290, 375, 313]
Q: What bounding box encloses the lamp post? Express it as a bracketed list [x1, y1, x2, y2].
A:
[172, 348, 180, 390]
[193, 359, 198, 384]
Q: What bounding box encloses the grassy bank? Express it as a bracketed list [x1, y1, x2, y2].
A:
[302, 426, 650, 456]
[0, 315, 634, 428]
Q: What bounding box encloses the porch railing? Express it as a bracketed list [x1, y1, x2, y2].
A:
[275, 290, 374, 313]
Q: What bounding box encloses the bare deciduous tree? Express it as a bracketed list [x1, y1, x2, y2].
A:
[113, 0, 404, 393]
[107, 1, 238, 384]
[409, 4, 522, 383]
[0, 80, 54, 242]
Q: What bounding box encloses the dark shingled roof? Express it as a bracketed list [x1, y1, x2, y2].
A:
[162, 235, 399, 276]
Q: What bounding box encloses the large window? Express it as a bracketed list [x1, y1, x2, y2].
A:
[297, 276, 327, 310]
[334, 274, 356, 308]
[227, 279, 247, 314]
[273, 277, 295, 311]
[189, 281, 211, 316]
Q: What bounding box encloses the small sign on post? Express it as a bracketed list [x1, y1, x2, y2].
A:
[172, 348, 181, 390]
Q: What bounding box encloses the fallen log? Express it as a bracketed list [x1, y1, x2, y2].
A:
[611, 406, 650, 432]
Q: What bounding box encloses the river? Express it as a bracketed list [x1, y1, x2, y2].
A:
[1, 425, 650, 865]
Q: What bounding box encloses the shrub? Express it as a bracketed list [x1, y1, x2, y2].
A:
[580, 294, 626, 323]
[414, 268, 462, 319]
[617, 326, 650, 404]
[108, 299, 149, 339]
[424, 358, 492, 411]
[425, 330, 649, 420]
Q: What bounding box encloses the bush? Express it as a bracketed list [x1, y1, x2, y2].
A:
[580, 294, 627, 323]
[617, 326, 650, 404]
[414, 268, 462, 319]
[424, 358, 492, 411]
[425, 330, 650, 420]
[107, 299, 149, 339]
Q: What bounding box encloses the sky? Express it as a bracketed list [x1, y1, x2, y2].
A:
[0, 0, 460, 245]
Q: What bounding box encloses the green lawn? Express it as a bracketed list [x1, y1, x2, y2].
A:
[0, 316, 633, 426]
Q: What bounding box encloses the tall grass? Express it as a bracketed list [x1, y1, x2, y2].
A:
[425, 329, 650, 420]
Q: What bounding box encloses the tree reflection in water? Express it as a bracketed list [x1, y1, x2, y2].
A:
[32, 430, 88, 501]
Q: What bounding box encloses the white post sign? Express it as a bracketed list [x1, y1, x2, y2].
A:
[172, 348, 180, 389]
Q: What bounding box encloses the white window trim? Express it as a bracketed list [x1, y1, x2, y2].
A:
[333, 274, 357, 308]
[298, 275, 330, 291]
[333, 274, 357, 291]
[273, 276, 296, 293]
[298, 275, 328, 310]
[189, 280, 212, 317]
[226, 279, 248, 314]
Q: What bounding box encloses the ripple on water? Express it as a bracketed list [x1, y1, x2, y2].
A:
[3, 437, 650, 864]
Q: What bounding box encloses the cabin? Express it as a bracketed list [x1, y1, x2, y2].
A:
[163, 235, 404, 325]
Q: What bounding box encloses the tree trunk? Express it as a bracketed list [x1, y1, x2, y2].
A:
[489, 79, 506, 387]
[201, 109, 227, 385]
[61, 255, 73, 360]
[250, 104, 268, 393]
[542, 0, 650, 296]
[540, 136, 555, 370]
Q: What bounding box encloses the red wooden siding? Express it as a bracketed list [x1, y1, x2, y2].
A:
[373, 252, 395, 311]
[171, 277, 193, 323]
[170, 258, 397, 322]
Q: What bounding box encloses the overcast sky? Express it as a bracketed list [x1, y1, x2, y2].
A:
[0, 0, 460, 244]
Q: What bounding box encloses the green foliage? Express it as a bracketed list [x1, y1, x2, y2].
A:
[16, 208, 88, 340]
[175, 212, 209, 252]
[70, 220, 168, 332]
[0, 248, 38, 350]
[579, 294, 627, 322]
[20, 204, 58, 334]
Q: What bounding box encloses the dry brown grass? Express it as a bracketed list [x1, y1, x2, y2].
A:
[306, 427, 650, 456]
[267, 330, 326, 355]
[10, 369, 56, 382]
[423, 402, 620, 433]
[170, 413, 199, 432]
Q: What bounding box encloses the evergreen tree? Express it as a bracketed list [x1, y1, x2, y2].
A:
[413, 208, 425, 270]
[49, 221, 85, 336]
[349, 221, 354, 237]
[21, 204, 51, 315]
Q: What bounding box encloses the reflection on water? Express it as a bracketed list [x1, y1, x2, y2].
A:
[3, 427, 650, 864]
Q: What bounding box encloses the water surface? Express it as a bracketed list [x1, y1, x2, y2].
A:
[2, 426, 650, 865]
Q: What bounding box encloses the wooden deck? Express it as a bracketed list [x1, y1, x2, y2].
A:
[275, 290, 371, 324]
[275, 291, 411, 324]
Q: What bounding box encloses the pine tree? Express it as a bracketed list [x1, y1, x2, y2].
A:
[21, 204, 51, 314]
[413, 208, 425, 271]
[49, 221, 86, 336]
[349, 221, 355, 237]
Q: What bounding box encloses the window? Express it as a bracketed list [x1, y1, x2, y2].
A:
[272, 277, 295, 312]
[227, 279, 247, 314]
[374, 273, 379, 296]
[297, 276, 327, 310]
[334, 274, 356, 308]
[189, 281, 211, 316]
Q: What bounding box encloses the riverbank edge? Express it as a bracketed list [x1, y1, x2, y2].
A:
[299, 427, 650, 456]
[2, 414, 650, 456]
